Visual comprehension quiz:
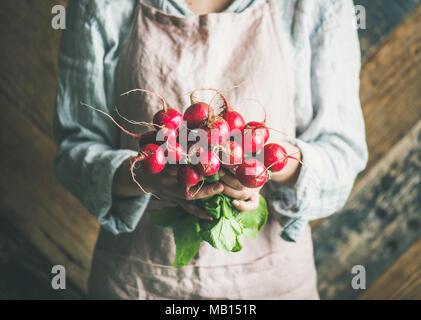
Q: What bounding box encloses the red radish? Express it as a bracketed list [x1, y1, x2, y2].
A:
[242, 112, 270, 153]
[236, 159, 268, 188]
[155, 127, 178, 143]
[199, 116, 230, 146]
[196, 87, 245, 134]
[164, 142, 185, 164]
[196, 151, 221, 176]
[188, 88, 231, 146]
[219, 140, 244, 168]
[244, 121, 269, 144]
[184, 102, 210, 129]
[262, 143, 302, 172]
[177, 166, 201, 196]
[130, 143, 166, 193]
[131, 144, 166, 174]
[187, 142, 205, 165]
[242, 127, 266, 154]
[121, 88, 184, 130]
[187, 142, 205, 156]
[222, 110, 245, 135]
[81, 103, 167, 195]
[153, 108, 184, 131]
[262, 143, 288, 172]
[216, 90, 245, 134]
[241, 99, 270, 143]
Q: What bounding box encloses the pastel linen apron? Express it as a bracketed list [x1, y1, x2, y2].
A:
[88, 0, 319, 300]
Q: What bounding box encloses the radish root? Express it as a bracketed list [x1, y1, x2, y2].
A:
[80, 102, 141, 139]
[190, 87, 229, 112]
[115, 108, 163, 130]
[121, 88, 168, 112]
[130, 155, 161, 200]
[188, 179, 205, 198]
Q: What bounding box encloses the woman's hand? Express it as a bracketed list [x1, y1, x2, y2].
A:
[112, 158, 224, 220]
[219, 169, 262, 211]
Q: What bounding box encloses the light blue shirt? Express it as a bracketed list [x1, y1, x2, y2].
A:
[53, 0, 368, 242]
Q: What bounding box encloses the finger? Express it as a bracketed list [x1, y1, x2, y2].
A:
[232, 193, 260, 211]
[179, 201, 213, 220]
[160, 175, 178, 187]
[223, 185, 251, 200]
[185, 182, 224, 200]
[220, 172, 246, 190]
[165, 164, 179, 176]
[160, 182, 192, 200]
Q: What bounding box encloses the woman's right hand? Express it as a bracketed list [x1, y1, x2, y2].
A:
[112, 157, 224, 220]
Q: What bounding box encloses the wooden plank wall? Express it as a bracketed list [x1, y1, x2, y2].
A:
[312, 3, 421, 299]
[0, 1, 420, 299]
[0, 0, 99, 298]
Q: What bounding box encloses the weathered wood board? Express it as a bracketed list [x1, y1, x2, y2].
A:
[357, 0, 421, 56]
[0, 216, 83, 300]
[359, 236, 421, 300]
[313, 120, 421, 300]
[0, 0, 99, 294]
[311, 4, 421, 229]
[0, 99, 99, 293]
[0, 0, 66, 139]
[358, 5, 421, 180]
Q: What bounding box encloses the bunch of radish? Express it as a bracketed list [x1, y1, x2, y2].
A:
[82, 88, 300, 198]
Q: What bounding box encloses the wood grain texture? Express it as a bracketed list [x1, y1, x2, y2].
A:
[0, 99, 99, 293]
[0, 216, 83, 300]
[311, 3, 421, 229]
[314, 120, 421, 300]
[357, 0, 421, 56]
[0, 0, 65, 138]
[359, 236, 421, 300]
[358, 4, 421, 180]
[0, 0, 100, 295]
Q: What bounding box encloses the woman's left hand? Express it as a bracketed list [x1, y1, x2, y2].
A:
[219, 169, 262, 212]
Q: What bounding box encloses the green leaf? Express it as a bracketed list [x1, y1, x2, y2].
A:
[195, 194, 223, 219]
[222, 195, 234, 219]
[236, 196, 268, 240]
[204, 171, 220, 183]
[200, 216, 242, 252]
[149, 206, 183, 229]
[231, 237, 243, 252]
[173, 214, 201, 268]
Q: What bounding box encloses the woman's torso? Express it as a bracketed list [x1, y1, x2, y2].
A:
[88, 0, 319, 300]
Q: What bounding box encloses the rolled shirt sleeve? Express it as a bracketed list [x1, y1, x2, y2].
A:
[53, 0, 151, 234]
[267, 0, 369, 241]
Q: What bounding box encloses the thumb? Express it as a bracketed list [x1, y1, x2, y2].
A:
[232, 193, 260, 212]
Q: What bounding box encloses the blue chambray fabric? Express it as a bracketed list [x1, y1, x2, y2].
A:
[53, 0, 368, 242]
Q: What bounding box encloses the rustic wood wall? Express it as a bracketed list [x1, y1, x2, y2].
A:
[0, 0, 420, 299]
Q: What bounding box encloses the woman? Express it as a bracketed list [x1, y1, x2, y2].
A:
[54, 0, 368, 299]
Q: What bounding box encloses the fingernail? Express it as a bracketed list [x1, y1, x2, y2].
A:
[213, 183, 222, 192]
[232, 200, 240, 206]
